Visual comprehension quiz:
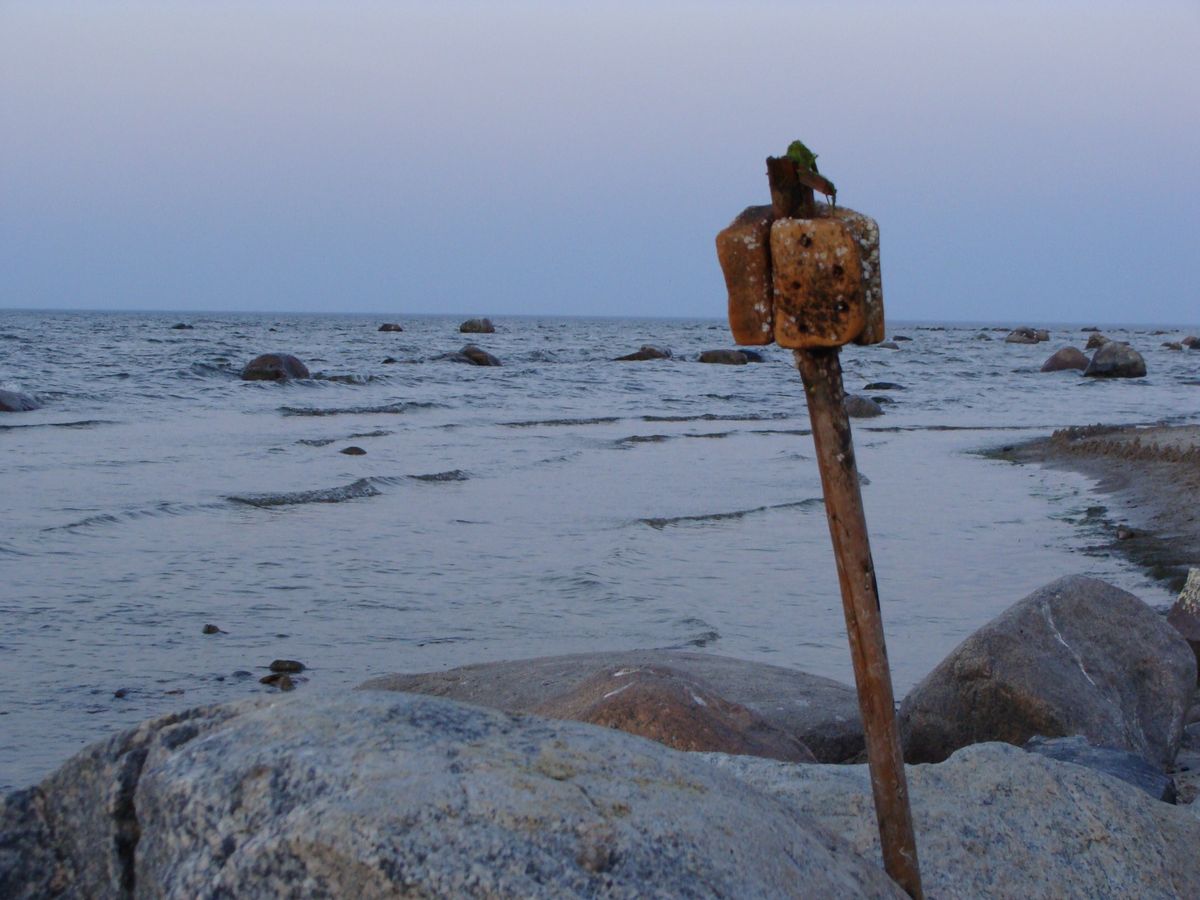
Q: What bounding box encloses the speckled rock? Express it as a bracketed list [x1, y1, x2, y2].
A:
[1023, 734, 1176, 802]
[1085, 341, 1147, 378]
[613, 345, 671, 361]
[360, 649, 866, 763]
[1167, 568, 1200, 677]
[899, 576, 1195, 766]
[0, 389, 40, 412]
[844, 394, 884, 418]
[240, 353, 310, 381]
[0, 694, 904, 899]
[531, 664, 816, 763]
[705, 742, 1200, 899]
[1040, 346, 1089, 372]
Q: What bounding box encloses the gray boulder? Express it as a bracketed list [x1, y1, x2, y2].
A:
[1005, 327, 1042, 344]
[899, 576, 1195, 766]
[697, 349, 748, 365]
[377, 322, 403, 332]
[706, 741, 1200, 899]
[450, 344, 501, 366]
[360, 649, 866, 762]
[240, 353, 310, 381]
[844, 394, 884, 418]
[1023, 734, 1176, 802]
[0, 389, 39, 412]
[459, 317, 495, 333]
[613, 345, 671, 361]
[0, 693, 904, 899]
[1085, 341, 1147, 378]
[1040, 346, 1089, 372]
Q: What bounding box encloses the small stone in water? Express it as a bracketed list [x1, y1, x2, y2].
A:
[260, 672, 297, 691]
[113, 689, 129, 699]
[202, 623, 224, 634]
[270, 659, 305, 673]
[232, 670, 253, 678]
[340, 446, 367, 456]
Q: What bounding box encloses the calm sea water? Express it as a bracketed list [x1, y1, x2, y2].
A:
[2, 310, 1198, 790]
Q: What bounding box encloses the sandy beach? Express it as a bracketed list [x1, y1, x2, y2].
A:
[993, 424, 1200, 592]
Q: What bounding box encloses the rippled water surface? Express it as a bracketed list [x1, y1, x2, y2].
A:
[2, 310, 1198, 789]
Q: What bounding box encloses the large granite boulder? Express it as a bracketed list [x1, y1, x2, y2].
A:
[0, 693, 904, 899]
[459, 318, 495, 334]
[614, 345, 671, 361]
[240, 353, 310, 381]
[1023, 734, 1176, 802]
[1167, 568, 1200, 676]
[899, 576, 1195, 766]
[1085, 341, 1147, 378]
[531, 664, 816, 762]
[0, 389, 39, 412]
[706, 741, 1200, 899]
[1040, 346, 1089, 372]
[360, 649, 866, 763]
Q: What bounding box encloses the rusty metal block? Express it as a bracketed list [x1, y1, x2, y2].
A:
[829, 206, 884, 346]
[715, 205, 775, 345]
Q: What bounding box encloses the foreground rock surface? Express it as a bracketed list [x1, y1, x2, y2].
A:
[0, 693, 903, 899]
[900, 575, 1195, 766]
[708, 742, 1200, 899]
[1023, 734, 1176, 802]
[360, 649, 865, 762]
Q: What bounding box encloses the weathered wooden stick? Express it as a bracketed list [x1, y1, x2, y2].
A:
[794, 346, 923, 899]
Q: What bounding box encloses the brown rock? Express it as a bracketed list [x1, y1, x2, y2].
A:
[900, 576, 1196, 766]
[240, 354, 310, 381]
[457, 344, 501, 366]
[459, 318, 495, 334]
[532, 665, 815, 763]
[377, 323, 403, 332]
[269, 659, 305, 673]
[1040, 346, 1089, 372]
[359, 649, 865, 762]
[697, 349, 748, 365]
[1086, 332, 1111, 349]
[715, 205, 775, 345]
[1005, 327, 1041, 344]
[614, 345, 671, 361]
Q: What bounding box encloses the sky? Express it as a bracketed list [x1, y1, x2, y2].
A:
[1, 1, 1197, 324]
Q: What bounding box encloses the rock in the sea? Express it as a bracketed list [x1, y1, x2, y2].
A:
[613, 345, 671, 361]
[844, 395, 884, 418]
[377, 323, 403, 332]
[863, 381, 904, 391]
[1040, 346, 1090, 372]
[1184, 335, 1199, 348]
[738, 348, 765, 362]
[1086, 331, 1111, 349]
[455, 344, 501, 366]
[697, 349, 748, 365]
[1023, 734, 1176, 802]
[0, 389, 40, 412]
[877, 341, 900, 350]
[1085, 341, 1147, 378]
[1168, 568, 1200, 676]
[340, 446, 366, 456]
[240, 354, 310, 381]
[532, 665, 816, 763]
[459, 317, 495, 334]
[900, 576, 1195, 766]
[269, 659, 305, 673]
[169, 322, 193, 330]
[0, 694, 904, 899]
[707, 741, 1200, 899]
[360, 649, 866, 763]
[1005, 327, 1042, 344]
[1163, 341, 1184, 351]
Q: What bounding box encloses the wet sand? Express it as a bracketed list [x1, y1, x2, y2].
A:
[992, 425, 1200, 592]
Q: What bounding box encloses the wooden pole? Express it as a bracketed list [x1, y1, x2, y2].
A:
[794, 346, 923, 899]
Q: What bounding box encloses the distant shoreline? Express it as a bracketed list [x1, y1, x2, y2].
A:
[991, 425, 1200, 593]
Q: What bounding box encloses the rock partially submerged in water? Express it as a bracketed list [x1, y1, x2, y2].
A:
[1005, 327, 1047, 344]
[708, 741, 1200, 899]
[1040, 346, 1090, 372]
[459, 317, 495, 334]
[377, 322, 403, 332]
[900, 575, 1195, 766]
[1085, 341, 1147, 378]
[446, 344, 501, 366]
[844, 394, 884, 418]
[1086, 331, 1111, 349]
[360, 649, 865, 763]
[0, 389, 40, 412]
[697, 349, 748, 365]
[531, 665, 816, 763]
[0, 693, 903, 899]
[240, 353, 310, 381]
[613, 345, 671, 361]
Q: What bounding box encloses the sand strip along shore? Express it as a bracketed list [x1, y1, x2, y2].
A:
[990, 424, 1200, 593]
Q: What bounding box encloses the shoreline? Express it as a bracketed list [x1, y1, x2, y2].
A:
[989, 424, 1200, 593]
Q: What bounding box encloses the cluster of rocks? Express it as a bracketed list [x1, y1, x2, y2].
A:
[1040, 340, 1147, 378]
[6, 574, 1200, 896]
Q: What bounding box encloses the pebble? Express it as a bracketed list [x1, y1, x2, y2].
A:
[270, 659, 306, 673]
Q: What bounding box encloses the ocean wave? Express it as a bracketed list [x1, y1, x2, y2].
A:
[279, 401, 443, 417]
[187, 362, 238, 379]
[0, 419, 115, 432]
[410, 469, 469, 482]
[640, 412, 789, 423]
[228, 478, 383, 508]
[639, 497, 822, 529]
[502, 416, 622, 428]
[44, 501, 219, 532]
[615, 430, 735, 446]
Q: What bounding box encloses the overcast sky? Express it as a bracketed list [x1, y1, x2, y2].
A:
[2, 1, 1196, 324]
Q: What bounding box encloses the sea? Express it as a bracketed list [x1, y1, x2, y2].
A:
[2, 310, 1198, 792]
